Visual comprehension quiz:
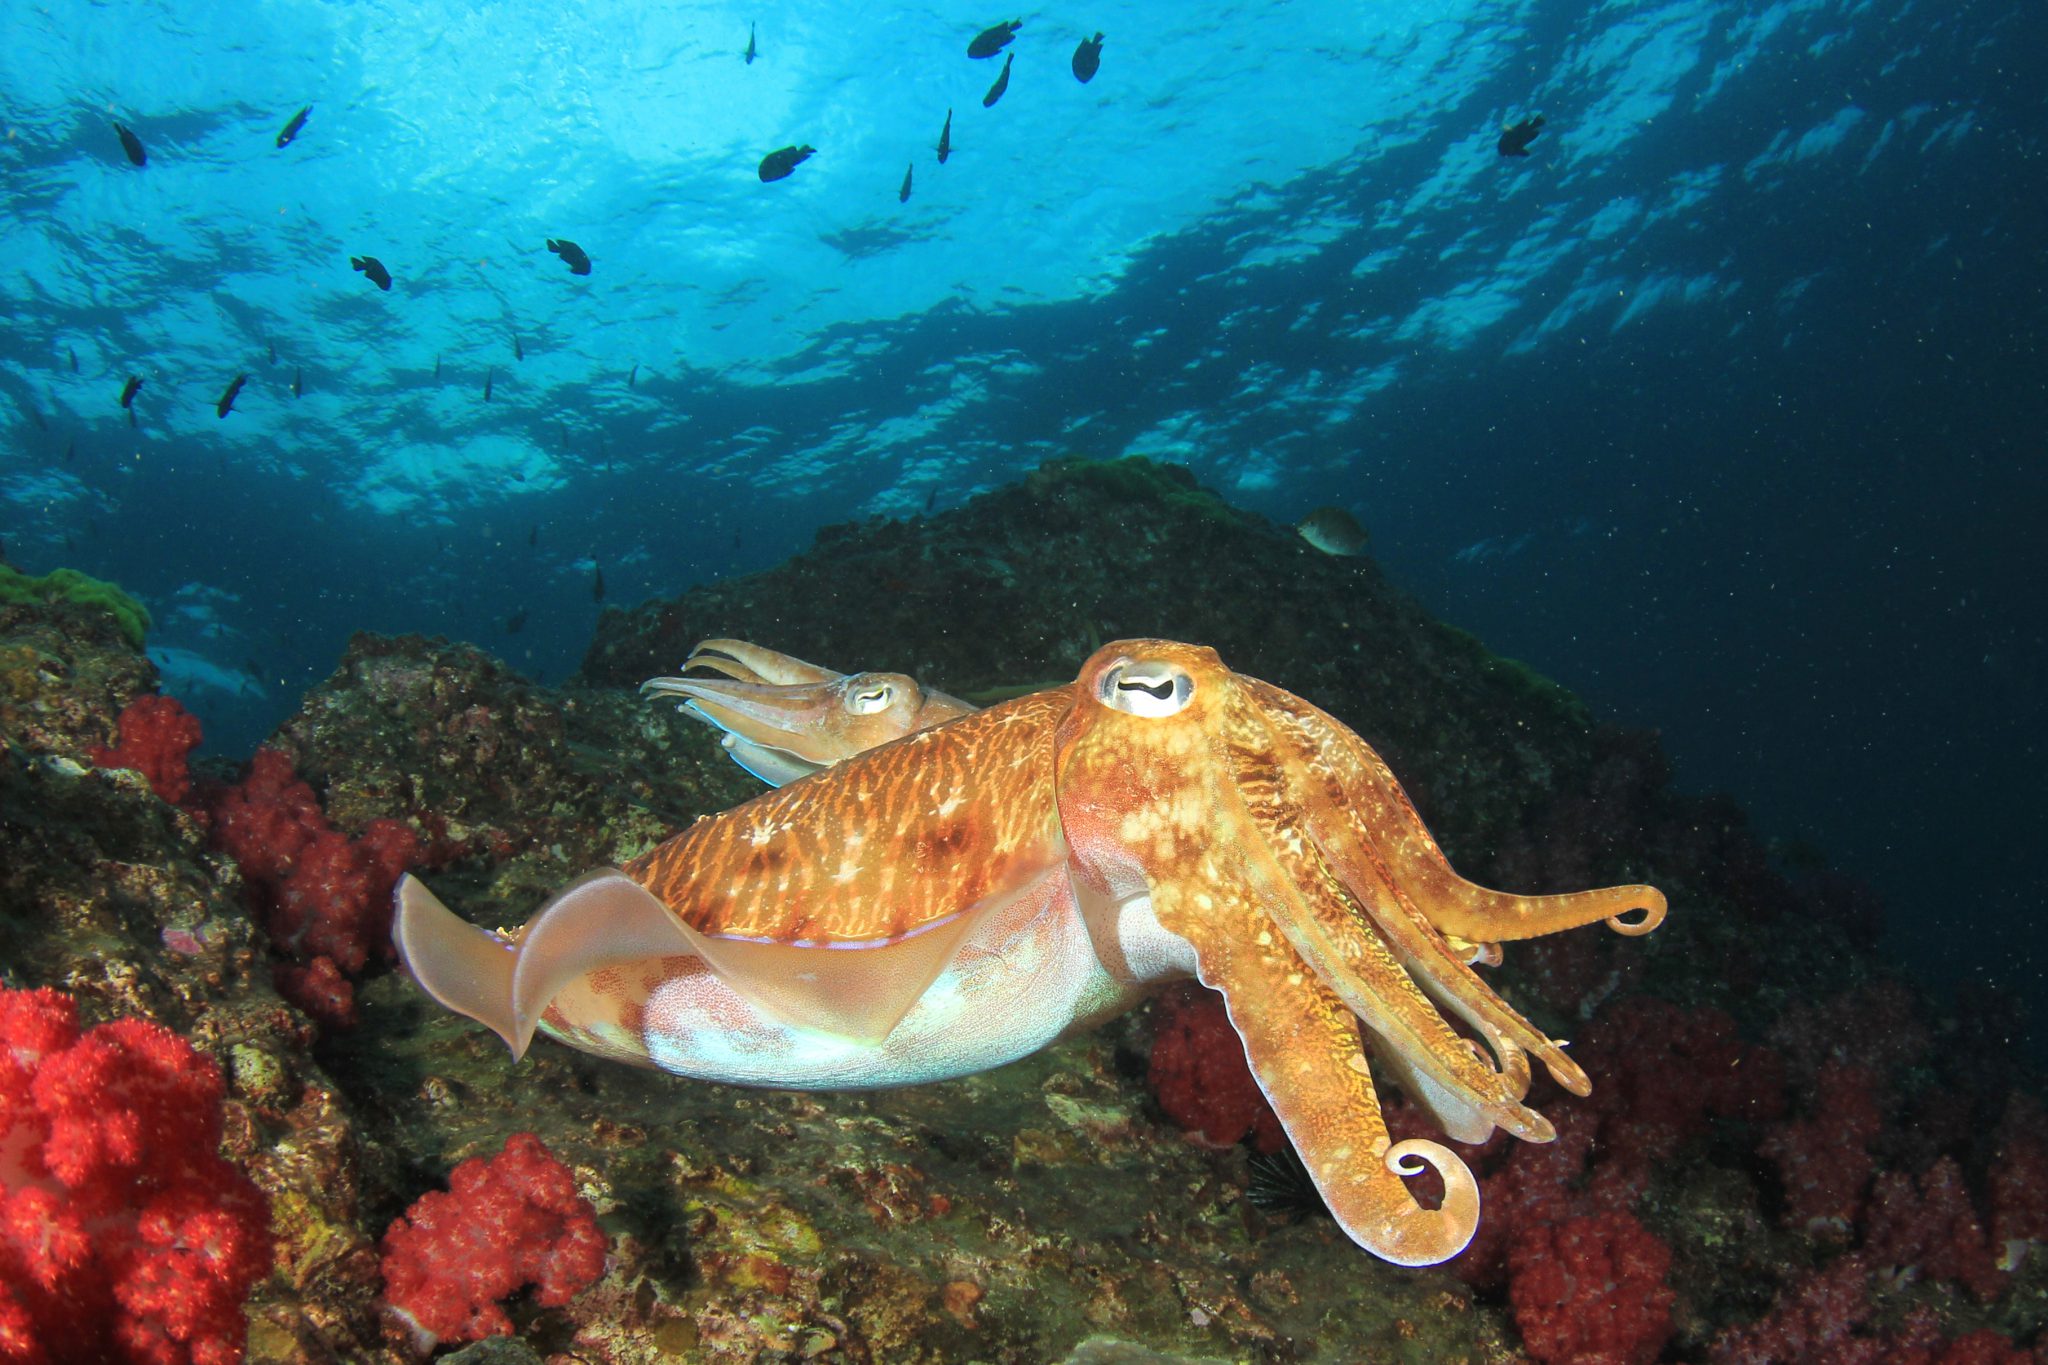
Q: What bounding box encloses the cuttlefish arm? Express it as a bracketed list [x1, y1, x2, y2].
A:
[643, 640, 977, 787]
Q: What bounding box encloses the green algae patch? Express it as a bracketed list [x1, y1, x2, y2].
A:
[0, 566, 150, 650]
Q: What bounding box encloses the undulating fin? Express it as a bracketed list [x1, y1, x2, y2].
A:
[395, 870, 689, 1059]
[671, 872, 1051, 1046]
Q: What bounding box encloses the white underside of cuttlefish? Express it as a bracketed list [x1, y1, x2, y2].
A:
[396, 640, 1666, 1267]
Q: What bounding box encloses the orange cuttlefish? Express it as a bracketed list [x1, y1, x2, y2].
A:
[396, 639, 1665, 1267]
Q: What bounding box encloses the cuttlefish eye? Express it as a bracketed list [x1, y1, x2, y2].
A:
[846, 683, 896, 715]
[1099, 659, 1195, 718]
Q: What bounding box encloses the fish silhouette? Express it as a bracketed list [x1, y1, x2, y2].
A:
[968, 20, 1020, 58]
[1497, 115, 1546, 157]
[291, 367, 302, 398]
[507, 608, 528, 634]
[113, 122, 146, 167]
[276, 105, 310, 148]
[982, 52, 1013, 107]
[513, 332, 524, 362]
[627, 363, 638, 389]
[744, 22, 758, 64]
[351, 255, 392, 290]
[216, 374, 247, 419]
[592, 565, 606, 602]
[900, 162, 913, 203]
[758, 145, 815, 182]
[547, 238, 592, 275]
[119, 375, 142, 409]
[1072, 32, 1104, 83]
[484, 368, 494, 402]
[937, 109, 953, 163]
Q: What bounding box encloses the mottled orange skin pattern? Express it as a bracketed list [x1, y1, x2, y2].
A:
[628, 690, 1074, 945]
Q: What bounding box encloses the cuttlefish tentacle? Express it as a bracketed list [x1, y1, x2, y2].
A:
[1246, 681, 1667, 943]
[1154, 874, 1481, 1265]
[646, 641, 979, 787]
[682, 638, 842, 687]
[1223, 715, 1554, 1143]
[1241, 685, 1597, 1096]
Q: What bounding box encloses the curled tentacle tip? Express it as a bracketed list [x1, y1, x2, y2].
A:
[1376, 1139, 1480, 1265]
[1605, 886, 1668, 936]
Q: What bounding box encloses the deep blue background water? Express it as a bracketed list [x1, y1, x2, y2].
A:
[3, 0, 2043, 1018]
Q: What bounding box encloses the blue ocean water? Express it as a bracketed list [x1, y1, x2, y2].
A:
[2, 0, 2042, 1015]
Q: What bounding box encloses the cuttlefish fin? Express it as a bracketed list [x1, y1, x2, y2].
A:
[395, 870, 690, 1059]
[669, 868, 1056, 1046]
[1161, 877, 1478, 1266]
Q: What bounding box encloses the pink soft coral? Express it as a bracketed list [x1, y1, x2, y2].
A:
[379, 1132, 608, 1346]
[0, 986, 272, 1365]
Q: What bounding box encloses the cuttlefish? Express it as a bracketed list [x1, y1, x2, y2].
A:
[396, 640, 1664, 1266]
[640, 637, 974, 786]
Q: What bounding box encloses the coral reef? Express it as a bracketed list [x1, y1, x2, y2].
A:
[2, 459, 2043, 1361]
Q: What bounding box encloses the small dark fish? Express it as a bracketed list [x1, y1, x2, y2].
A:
[967, 20, 1021, 58]
[27, 407, 45, 432]
[627, 363, 638, 389]
[119, 375, 142, 409]
[351, 254, 392, 290]
[216, 373, 247, 418]
[506, 608, 528, 634]
[276, 105, 310, 148]
[68, 348, 78, 373]
[267, 339, 276, 365]
[1497, 114, 1546, 157]
[434, 353, 442, 380]
[527, 524, 538, 547]
[981, 52, 1013, 108]
[546, 237, 592, 276]
[744, 21, 757, 64]
[113, 122, 146, 167]
[758, 145, 815, 182]
[899, 162, 913, 203]
[924, 486, 937, 514]
[936, 109, 953, 163]
[732, 529, 742, 550]
[1297, 506, 1369, 557]
[291, 366, 302, 398]
[242, 656, 261, 678]
[64, 441, 75, 463]
[484, 367, 494, 402]
[1072, 32, 1105, 83]
[513, 331, 523, 361]
[592, 565, 606, 602]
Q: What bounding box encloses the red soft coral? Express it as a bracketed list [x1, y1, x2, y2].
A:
[1507, 1209, 1674, 1365]
[210, 748, 418, 1022]
[91, 695, 203, 807]
[380, 1132, 608, 1346]
[0, 986, 272, 1365]
[1146, 984, 1284, 1153]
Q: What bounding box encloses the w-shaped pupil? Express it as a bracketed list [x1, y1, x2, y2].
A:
[1118, 678, 1174, 700]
